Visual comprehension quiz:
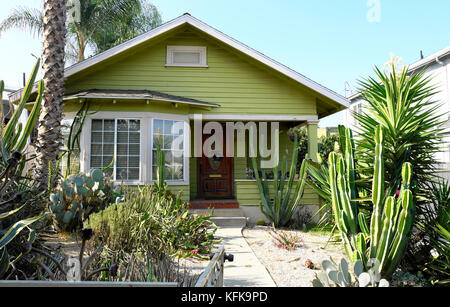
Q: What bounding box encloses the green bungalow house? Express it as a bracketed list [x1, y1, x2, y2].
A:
[10, 14, 349, 222]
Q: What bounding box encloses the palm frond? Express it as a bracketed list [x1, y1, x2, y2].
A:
[0, 6, 43, 38]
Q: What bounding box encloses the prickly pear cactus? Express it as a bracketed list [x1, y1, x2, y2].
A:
[49, 169, 122, 232]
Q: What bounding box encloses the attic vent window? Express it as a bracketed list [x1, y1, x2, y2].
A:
[166, 46, 207, 67]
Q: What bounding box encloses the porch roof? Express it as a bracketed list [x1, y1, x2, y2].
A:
[63, 89, 220, 108]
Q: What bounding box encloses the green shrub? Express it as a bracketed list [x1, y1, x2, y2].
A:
[85, 185, 217, 259]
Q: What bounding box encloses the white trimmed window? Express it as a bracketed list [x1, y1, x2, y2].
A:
[90, 119, 141, 181]
[152, 119, 185, 181]
[166, 46, 207, 67]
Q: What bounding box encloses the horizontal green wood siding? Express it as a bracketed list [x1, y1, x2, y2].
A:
[65, 26, 317, 116]
[236, 181, 319, 206]
[168, 185, 190, 202]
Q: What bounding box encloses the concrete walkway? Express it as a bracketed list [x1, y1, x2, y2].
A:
[215, 227, 276, 287]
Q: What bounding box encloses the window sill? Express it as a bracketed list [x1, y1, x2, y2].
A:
[165, 64, 208, 68]
[235, 179, 300, 183]
[113, 180, 189, 186]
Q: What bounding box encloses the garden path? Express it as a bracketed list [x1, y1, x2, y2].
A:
[215, 227, 276, 287]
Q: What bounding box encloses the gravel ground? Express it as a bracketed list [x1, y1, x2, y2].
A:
[243, 226, 346, 287]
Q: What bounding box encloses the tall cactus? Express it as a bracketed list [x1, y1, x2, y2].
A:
[307, 125, 359, 227]
[328, 125, 414, 277]
[252, 136, 308, 227]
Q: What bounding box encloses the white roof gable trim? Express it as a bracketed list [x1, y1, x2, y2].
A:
[11, 14, 349, 108]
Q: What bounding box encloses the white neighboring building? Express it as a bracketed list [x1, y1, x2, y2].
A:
[343, 46, 450, 180]
[2, 88, 16, 124]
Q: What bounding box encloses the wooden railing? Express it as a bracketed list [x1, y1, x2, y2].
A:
[0, 246, 232, 288]
[195, 245, 233, 287]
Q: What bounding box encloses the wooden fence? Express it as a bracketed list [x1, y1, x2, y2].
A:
[0, 245, 231, 287]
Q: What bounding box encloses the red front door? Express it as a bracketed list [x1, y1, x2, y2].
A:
[198, 124, 234, 199]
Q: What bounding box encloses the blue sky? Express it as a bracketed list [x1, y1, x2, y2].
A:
[1, 0, 449, 126]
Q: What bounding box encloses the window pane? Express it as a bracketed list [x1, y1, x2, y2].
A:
[103, 156, 113, 167]
[173, 165, 183, 180]
[116, 168, 128, 180]
[92, 120, 103, 131]
[152, 166, 158, 180]
[129, 120, 140, 131]
[103, 144, 114, 155]
[117, 120, 128, 131]
[154, 119, 164, 134]
[104, 167, 113, 178]
[104, 120, 115, 131]
[117, 156, 128, 168]
[129, 157, 140, 168]
[117, 132, 128, 144]
[163, 135, 173, 150]
[117, 144, 128, 155]
[153, 134, 163, 149]
[164, 150, 173, 165]
[173, 121, 184, 135]
[164, 166, 173, 180]
[91, 144, 102, 155]
[91, 156, 102, 168]
[91, 132, 102, 143]
[173, 52, 200, 65]
[129, 132, 140, 143]
[128, 168, 139, 180]
[172, 135, 184, 150]
[104, 132, 114, 143]
[152, 150, 158, 166]
[173, 151, 184, 165]
[129, 143, 140, 155]
[163, 120, 174, 135]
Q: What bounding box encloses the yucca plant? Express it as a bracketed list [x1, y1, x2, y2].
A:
[355, 62, 444, 208]
[252, 136, 309, 228]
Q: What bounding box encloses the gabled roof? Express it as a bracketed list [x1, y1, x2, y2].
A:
[64, 89, 220, 108]
[10, 13, 349, 109]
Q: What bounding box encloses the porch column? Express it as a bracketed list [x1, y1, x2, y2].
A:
[307, 120, 319, 162]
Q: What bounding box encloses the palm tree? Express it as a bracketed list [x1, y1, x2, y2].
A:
[0, 0, 161, 63]
[90, 1, 161, 54]
[34, 0, 67, 191]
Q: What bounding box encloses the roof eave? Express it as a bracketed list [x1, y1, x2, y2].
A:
[10, 13, 349, 110]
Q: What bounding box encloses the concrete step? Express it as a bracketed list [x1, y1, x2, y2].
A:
[210, 216, 248, 228]
[189, 208, 245, 217]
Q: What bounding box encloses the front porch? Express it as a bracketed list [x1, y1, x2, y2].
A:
[187, 119, 320, 212]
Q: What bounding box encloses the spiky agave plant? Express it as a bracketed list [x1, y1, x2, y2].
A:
[251, 136, 309, 228]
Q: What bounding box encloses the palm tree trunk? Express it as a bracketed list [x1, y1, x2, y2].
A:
[35, 0, 66, 191]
